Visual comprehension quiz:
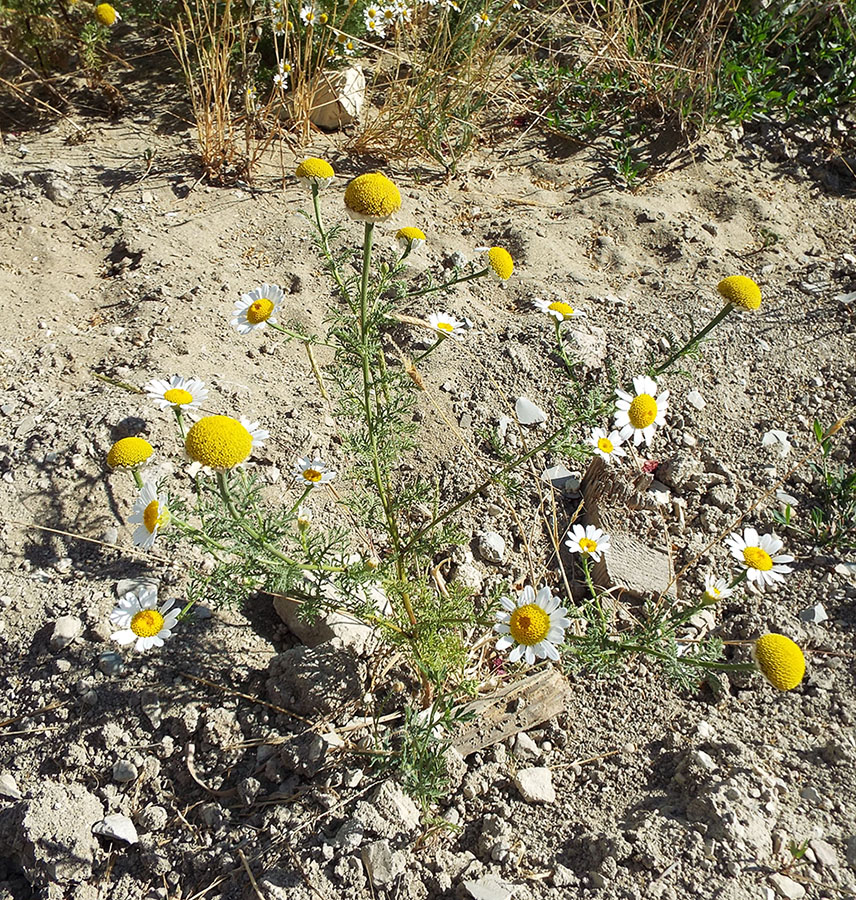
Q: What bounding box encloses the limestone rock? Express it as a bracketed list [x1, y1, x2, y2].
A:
[513, 767, 556, 804]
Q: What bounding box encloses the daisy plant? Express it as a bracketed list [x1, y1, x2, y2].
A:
[651, 275, 763, 376]
[533, 297, 585, 372]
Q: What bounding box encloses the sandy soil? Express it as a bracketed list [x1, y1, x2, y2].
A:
[0, 62, 855, 900]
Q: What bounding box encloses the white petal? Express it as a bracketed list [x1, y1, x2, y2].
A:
[494, 623, 511, 635]
[508, 644, 524, 662]
[500, 596, 516, 612]
[524, 645, 536, 665]
[519, 585, 536, 604]
[112, 629, 136, 645]
[495, 635, 514, 650]
[542, 641, 560, 661]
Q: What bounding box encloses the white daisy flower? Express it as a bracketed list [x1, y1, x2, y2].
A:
[364, 15, 386, 36]
[364, 4, 381, 17]
[272, 17, 287, 34]
[494, 585, 570, 665]
[231, 283, 284, 334]
[300, 4, 316, 24]
[587, 427, 626, 463]
[145, 375, 208, 412]
[273, 70, 288, 89]
[613, 375, 669, 447]
[442, 0, 460, 11]
[701, 573, 732, 604]
[380, 5, 397, 23]
[128, 482, 170, 550]
[565, 523, 611, 563]
[533, 297, 585, 323]
[293, 456, 337, 487]
[471, 10, 490, 28]
[427, 311, 466, 340]
[110, 585, 179, 652]
[724, 528, 794, 592]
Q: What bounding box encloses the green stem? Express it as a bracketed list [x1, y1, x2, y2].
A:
[400, 423, 568, 557]
[173, 407, 186, 439]
[132, 468, 143, 489]
[410, 267, 490, 298]
[312, 183, 348, 296]
[652, 304, 734, 376]
[215, 472, 344, 573]
[414, 336, 445, 362]
[614, 641, 757, 674]
[554, 318, 576, 373]
[267, 322, 335, 349]
[728, 569, 749, 590]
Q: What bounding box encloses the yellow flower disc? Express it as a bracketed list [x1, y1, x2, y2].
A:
[344, 173, 402, 221]
[509, 604, 551, 646]
[185, 415, 253, 470]
[131, 609, 165, 638]
[549, 301, 574, 317]
[295, 157, 334, 180]
[578, 537, 597, 554]
[143, 500, 170, 533]
[163, 388, 193, 406]
[247, 297, 274, 324]
[302, 467, 323, 482]
[717, 275, 762, 311]
[743, 546, 773, 571]
[628, 394, 657, 429]
[107, 436, 153, 468]
[753, 633, 805, 691]
[396, 226, 426, 242]
[436, 321, 454, 333]
[95, 3, 118, 24]
[487, 246, 514, 280]
[597, 436, 614, 454]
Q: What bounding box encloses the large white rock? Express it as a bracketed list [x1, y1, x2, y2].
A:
[310, 66, 365, 130]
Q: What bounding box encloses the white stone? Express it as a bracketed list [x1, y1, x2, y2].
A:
[808, 838, 838, 867]
[477, 531, 506, 564]
[687, 390, 706, 410]
[799, 603, 828, 624]
[92, 813, 139, 845]
[309, 66, 365, 130]
[515, 397, 547, 425]
[762, 429, 792, 457]
[112, 759, 139, 783]
[511, 732, 541, 761]
[462, 874, 520, 900]
[513, 767, 555, 804]
[50, 615, 82, 651]
[0, 772, 22, 800]
[768, 873, 806, 899]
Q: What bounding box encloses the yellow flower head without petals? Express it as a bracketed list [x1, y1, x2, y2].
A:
[344, 173, 402, 222]
[95, 2, 120, 24]
[396, 226, 426, 244]
[185, 416, 253, 470]
[295, 157, 334, 186]
[486, 246, 514, 281]
[752, 633, 805, 691]
[107, 436, 153, 468]
[717, 275, 762, 311]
